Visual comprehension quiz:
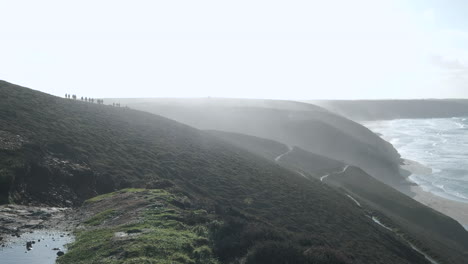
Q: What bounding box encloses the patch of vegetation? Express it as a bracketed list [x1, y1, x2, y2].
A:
[84, 209, 117, 226]
[84, 188, 148, 203]
[58, 189, 219, 264]
[245, 241, 313, 264]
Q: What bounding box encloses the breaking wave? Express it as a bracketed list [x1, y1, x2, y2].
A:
[365, 118, 468, 203]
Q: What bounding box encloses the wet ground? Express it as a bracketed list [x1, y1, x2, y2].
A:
[0, 204, 76, 234]
[0, 204, 77, 263]
[0, 230, 74, 264]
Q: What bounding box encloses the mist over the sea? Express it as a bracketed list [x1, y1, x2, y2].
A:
[365, 118, 468, 204]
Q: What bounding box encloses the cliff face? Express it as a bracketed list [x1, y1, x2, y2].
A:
[113, 98, 403, 185]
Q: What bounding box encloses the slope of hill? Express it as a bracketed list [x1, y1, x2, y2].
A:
[309, 99, 468, 121]
[107, 98, 403, 186]
[326, 167, 468, 264]
[207, 130, 344, 176]
[207, 130, 468, 264]
[0, 80, 438, 263]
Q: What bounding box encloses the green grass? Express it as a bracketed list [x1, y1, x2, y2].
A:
[58, 190, 219, 264]
[84, 209, 117, 226]
[85, 188, 149, 203]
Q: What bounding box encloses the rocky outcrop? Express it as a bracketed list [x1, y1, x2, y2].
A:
[0, 204, 72, 242]
[0, 130, 26, 151]
[2, 143, 99, 206]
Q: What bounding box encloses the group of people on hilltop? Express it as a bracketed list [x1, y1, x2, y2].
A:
[65, 94, 76, 100]
[65, 93, 104, 104]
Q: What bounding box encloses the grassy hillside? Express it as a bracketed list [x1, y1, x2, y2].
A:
[206, 130, 289, 161]
[326, 167, 468, 264]
[0, 81, 443, 263]
[208, 130, 344, 176]
[108, 97, 403, 186]
[207, 130, 468, 264]
[309, 99, 468, 121]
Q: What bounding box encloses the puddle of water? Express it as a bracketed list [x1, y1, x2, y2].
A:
[0, 230, 74, 264]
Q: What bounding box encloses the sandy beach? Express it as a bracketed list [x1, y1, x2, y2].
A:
[401, 159, 468, 229]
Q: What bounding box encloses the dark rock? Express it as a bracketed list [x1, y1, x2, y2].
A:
[52, 247, 60, 251]
[26, 241, 33, 250]
[127, 229, 142, 234]
[57, 251, 65, 256]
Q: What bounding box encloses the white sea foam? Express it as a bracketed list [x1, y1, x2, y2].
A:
[365, 118, 468, 204]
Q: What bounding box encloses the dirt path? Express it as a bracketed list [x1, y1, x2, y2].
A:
[371, 216, 440, 264]
[316, 166, 440, 263]
[274, 145, 293, 162]
[320, 165, 350, 182]
[346, 194, 361, 207]
[274, 146, 308, 179]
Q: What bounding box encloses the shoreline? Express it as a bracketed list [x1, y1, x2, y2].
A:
[399, 159, 468, 229]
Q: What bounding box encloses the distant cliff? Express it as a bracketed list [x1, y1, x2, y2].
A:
[309, 99, 468, 121]
[111, 98, 403, 186]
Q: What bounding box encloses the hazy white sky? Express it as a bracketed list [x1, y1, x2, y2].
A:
[1, 0, 468, 99]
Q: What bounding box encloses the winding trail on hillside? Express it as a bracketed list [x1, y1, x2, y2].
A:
[346, 194, 361, 207]
[274, 146, 308, 179]
[274, 146, 293, 162]
[320, 165, 350, 182]
[322, 166, 439, 263]
[274, 145, 441, 263]
[295, 171, 307, 178]
[318, 164, 439, 263]
[370, 216, 440, 264]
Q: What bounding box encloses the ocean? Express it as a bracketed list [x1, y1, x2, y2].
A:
[364, 117, 468, 204]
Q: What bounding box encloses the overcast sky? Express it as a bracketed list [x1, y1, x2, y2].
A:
[1, 0, 468, 99]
